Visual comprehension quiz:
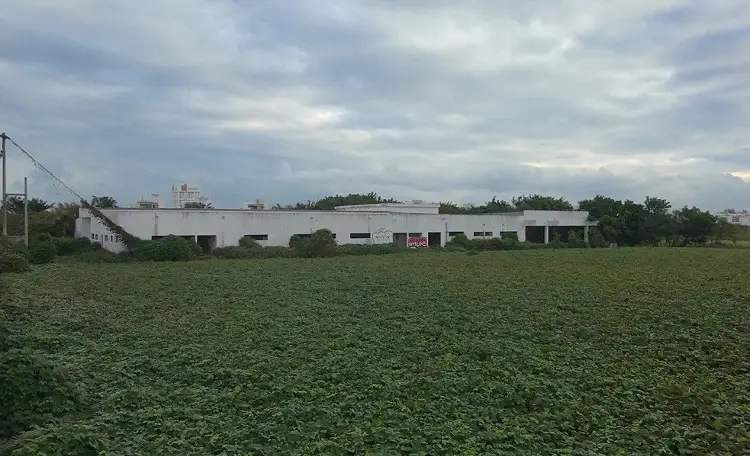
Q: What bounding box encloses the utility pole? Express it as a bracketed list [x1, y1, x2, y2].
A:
[24, 177, 29, 247]
[1, 132, 7, 237]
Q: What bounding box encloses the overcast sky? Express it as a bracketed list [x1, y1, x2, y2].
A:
[2, 0, 749, 210]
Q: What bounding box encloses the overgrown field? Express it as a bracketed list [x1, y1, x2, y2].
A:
[2, 248, 749, 454]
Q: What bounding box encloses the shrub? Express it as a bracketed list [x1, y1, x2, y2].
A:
[335, 243, 401, 256]
[549, 232, 567, 249]
[305, 229, 337, 258]
[133, 236, 193, 262]
[186, 238, 203, 256]
[289, 234, 308, 253]
[442, 244, 466, 252]
[501, 232, 519, 241]
[567, 230, 587, 248]
[89, 241, 103, 251]
[29, 234, 56, 265]
[446, 233, 471, 249]
[262, 246, 300, 258]
[238, 236, 261, 249]
[0, 236, 28, 258]
[52, 236, 92, 256]
[65, 250, 130, 264]
[0, 249, 30, 274]
[588, 228, 607, 248]
[213, 246, 299, 260]
[212, 246, 256, 259]
[468, 237, 522, 251]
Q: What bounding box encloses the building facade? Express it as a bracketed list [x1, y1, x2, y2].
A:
[75, 203, 594, 253]
[714, 211, 750, 226]
[171, 183, 210, 208]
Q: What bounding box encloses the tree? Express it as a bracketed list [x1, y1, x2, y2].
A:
[183, 202, 212, 209]
[51, 203, 80, 237]
[483, 197, 515, 213]
[714, 219, 739, 245]
[2, 197, 53, 214]
[512, 194, 573, 211]
[439, 203, 465, 214]
[578, 196, 625, 244]
[673, 206, 717, 245]
[309, 192, 400, 210]
[91, 196, 117, 208]
[641, 196, 672, 245]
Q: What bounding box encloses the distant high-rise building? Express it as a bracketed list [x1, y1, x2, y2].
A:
[172, 184, 210, 208]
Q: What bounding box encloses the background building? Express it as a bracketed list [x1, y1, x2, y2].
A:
[714, 211, 750, 226]
[171, 183, 210, 208]
[76, 203, 594, 253]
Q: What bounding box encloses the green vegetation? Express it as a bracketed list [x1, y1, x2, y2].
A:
[2, 248, 749, 454]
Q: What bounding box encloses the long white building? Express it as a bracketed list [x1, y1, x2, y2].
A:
[75, 203, 594, 253]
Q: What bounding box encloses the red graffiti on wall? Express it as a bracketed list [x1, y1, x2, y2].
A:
[407, 236, 428, 248]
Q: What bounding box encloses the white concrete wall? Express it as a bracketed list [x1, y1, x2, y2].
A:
[77, 208, 592, 252]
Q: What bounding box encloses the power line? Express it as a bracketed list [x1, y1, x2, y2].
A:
[5, 135, 87, 202]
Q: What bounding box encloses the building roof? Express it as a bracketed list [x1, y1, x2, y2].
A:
[334, 202, 441, 214]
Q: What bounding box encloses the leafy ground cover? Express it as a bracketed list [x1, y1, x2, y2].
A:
[2, 248, 749, 454]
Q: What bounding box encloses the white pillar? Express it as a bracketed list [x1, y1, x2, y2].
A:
[544, 226, 550, 244]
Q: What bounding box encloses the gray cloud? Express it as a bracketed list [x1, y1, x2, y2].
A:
[2, 0, 750, 211]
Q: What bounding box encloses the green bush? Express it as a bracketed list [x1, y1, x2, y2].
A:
[567, 230, 587, 248]
[549, 232, 567, 249]
[61, 250, 130, 264]
[305, 229, 337, 258]
[588, 228, 607, 248]
[0, 237, 28, 259]
[238, 236, 261, 249]
[186, 238, 203, 256]
[133, 236, 194, 262]
[335, 243, 401, 256]
[468, 237, 522, 251]
[52, 237, 92, 256]
[213, 246, 299, 260]
[289, 234, 308, 253]
[212, 246, 257, 259]
[29, 234, 56, 265]
[0, 249, 30, 274]
[260, 246, 299, 258]
[446, 233, 471, 249]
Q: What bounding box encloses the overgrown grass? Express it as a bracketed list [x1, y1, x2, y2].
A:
[2, 248, 749, 454]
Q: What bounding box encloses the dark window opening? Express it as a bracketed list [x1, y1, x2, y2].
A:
[448, 231, 464, 237]
[473, 231, 492, 237]
[408, 232, 422, 237]
[350, 233, 370, 239]
[500, 231, 518, 239]
[249, 234, 269, 240]
[295, 234, 312, 238]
